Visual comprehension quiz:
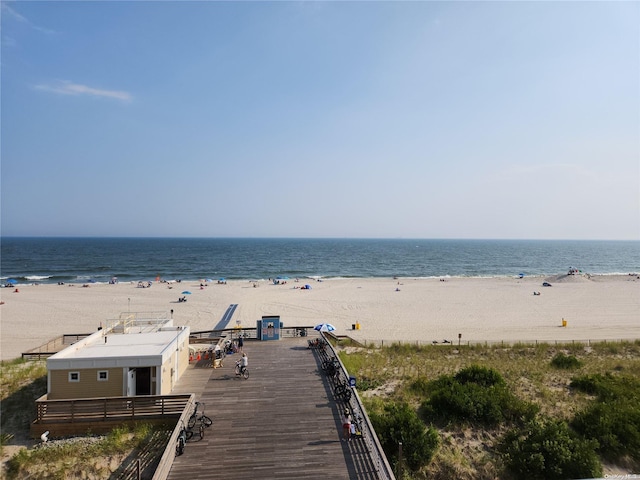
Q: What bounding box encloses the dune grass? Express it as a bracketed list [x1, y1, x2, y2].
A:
[338, 339, 640, 479]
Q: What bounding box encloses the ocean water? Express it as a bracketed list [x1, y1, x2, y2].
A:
[1, 237, 639, 285]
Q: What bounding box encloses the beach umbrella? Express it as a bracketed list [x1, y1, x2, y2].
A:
[6, 279, 17, 285]
[181, 291, 192, 295]
[314, 323, 336, 332]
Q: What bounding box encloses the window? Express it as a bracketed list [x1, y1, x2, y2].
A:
[68, 372, 80, 382]
[97, 371, 108, 381]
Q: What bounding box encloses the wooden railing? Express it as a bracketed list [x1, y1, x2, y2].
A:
[152, 395, 195, 480]
[35, 394, 192, 424]
[314, 333, 396, 480]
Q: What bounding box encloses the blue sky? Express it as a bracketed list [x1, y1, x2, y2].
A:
[1, 1, 638, 239]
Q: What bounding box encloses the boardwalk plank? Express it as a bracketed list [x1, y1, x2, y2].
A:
[168, 337, 379, 480]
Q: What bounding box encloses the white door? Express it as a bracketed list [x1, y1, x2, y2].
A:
[127, 369, 136, 396]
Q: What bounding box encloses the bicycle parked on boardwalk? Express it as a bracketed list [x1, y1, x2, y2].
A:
[333, 379, 352, 402]
[322, 357, 341, 377]
[350, 413, 364, 440]
[187, 401, 213, 429]
[176, 421, 188, 456]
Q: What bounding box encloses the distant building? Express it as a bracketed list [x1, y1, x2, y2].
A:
[45, 312, 190, 400]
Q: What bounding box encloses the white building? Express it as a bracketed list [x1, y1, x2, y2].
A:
[45, 313, 190, 400]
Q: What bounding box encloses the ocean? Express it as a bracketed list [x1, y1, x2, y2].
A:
[1, 238, 639, 285]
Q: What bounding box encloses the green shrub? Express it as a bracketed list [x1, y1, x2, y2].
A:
[572, 399, 640, 462]
[369, 402, 439, 473]
[408, 377, 431, 396]
[570, 373, 640, 401]
[454, 364, 506, 387]
[499, 418, 602, 480]
[420, 365, 537, 427]
[550, 352, 582, 369]
[569, 373, 640, 463]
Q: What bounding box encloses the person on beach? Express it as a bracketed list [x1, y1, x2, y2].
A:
[238, 335, 244, 353]
[342, 409, 352, 441]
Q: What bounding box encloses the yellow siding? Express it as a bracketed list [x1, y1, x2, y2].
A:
[160, 356, 174, 395]
[48, 368, 124, 400]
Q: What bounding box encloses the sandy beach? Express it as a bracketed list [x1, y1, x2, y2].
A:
[1, 275, 639, 361]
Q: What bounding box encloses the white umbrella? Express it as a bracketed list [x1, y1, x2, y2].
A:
[314, 323, 336, 332]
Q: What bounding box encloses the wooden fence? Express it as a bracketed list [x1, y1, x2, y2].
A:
[31, 394, 192, 438]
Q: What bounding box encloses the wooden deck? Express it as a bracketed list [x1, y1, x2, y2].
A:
[167, 336, 380, 480]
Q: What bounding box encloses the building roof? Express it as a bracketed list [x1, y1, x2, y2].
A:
[47, 326, 189, 370]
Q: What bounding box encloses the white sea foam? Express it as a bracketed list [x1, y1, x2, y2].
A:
[26, 275, 52, 281]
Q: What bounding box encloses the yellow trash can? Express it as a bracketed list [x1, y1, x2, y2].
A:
[562, 318, 567, 327]
[355, 322, 361, 330]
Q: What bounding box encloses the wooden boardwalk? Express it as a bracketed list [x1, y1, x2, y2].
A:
[167, 336, 380, 480]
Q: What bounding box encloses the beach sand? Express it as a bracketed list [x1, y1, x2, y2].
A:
[1, 275, 639, 361]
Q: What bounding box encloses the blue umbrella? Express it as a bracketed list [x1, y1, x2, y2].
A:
[6, 279, 17, 285]
[181, 291, 192, 295]
[314, 323, 336, 332]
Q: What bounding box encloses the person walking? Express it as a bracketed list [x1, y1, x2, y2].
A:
[238, 335, 244, 353]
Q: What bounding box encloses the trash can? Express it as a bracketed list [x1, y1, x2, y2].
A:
[349, 376, 357, 388]
[562, 318, 567, 327]
[352, 324, 356, 330]
[355, 322, 361, 330]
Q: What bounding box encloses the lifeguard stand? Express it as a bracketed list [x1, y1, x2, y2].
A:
[257, 315, 282, 341]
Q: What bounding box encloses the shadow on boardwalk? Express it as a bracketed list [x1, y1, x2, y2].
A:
[168, 337, 379, 480]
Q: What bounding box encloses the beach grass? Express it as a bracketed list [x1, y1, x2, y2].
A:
[339, 339, 640, 479]
[2, 341, 639, 479]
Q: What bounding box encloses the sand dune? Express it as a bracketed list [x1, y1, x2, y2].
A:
[1, 275, 639, 361]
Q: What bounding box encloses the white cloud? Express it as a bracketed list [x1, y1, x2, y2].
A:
[34, 80, 133, 102]
[2, 3, 56, 34]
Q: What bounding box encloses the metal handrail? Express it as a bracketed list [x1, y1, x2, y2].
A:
[319, 333, 396, 480]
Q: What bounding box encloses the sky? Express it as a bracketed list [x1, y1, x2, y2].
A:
[1, 1, 638, 240]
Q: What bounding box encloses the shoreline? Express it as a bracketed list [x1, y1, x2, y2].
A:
[3, 271, 640, 286]
[1, 275, 639, 361]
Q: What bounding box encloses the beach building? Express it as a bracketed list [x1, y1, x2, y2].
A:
[45, 313, 190, 400]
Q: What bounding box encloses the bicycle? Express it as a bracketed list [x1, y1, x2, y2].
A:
[322, 357, 340, 377]
[187, 401, 213, 429]
[235, 359, 249, 379]
[193, 415, 206, 440]
[350, 414, 364, 440]
[334, 380, 352, 402]
[175, 421, 188, 456]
